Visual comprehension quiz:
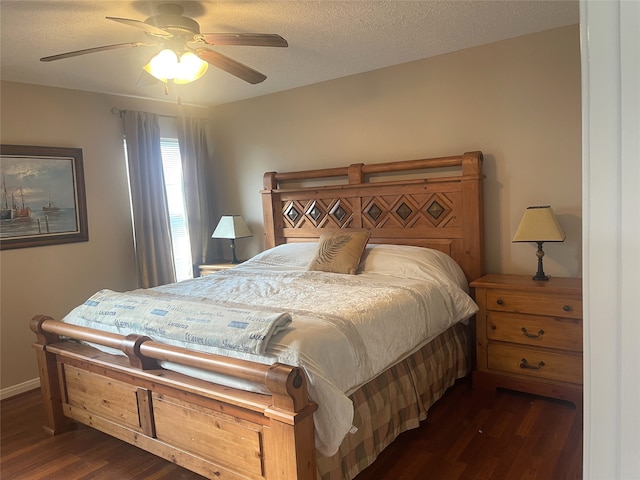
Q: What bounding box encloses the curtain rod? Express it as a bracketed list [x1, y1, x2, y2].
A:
[111, 108, 208, 124]
[111, 108, 176, 120]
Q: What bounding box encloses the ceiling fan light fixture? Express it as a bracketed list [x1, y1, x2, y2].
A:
[144, 49, 207, 84]
[42, 4, 287, 86]
[144, 48, 177, 81]
[174, 51, 208, 84]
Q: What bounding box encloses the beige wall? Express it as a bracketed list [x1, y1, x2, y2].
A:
[208, 25, 582, 278]
[0, 25, 581, 393]
[0, 82, 206, 393]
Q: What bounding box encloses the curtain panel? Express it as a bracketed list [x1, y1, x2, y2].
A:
[123, 110, 176, 287]
[177, 116, 214, 276]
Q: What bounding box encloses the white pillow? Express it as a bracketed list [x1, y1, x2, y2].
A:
[246, 243, 470, 292]
[245, 242, 318, 269]
[358, 244, 470, 291]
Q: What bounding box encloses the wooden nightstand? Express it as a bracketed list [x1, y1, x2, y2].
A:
[470, 274, 583, 408]
[198, 262, 242, 277]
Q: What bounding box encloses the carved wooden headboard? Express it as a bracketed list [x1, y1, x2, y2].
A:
[261, 151, 485, 282]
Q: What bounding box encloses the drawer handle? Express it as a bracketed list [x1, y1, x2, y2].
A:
[520, 358, 545, 370]
[496, 299, 504, 306]
[563, 305, 572, 312]
[521, 327, 545, 339]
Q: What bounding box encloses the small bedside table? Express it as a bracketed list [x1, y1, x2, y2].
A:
[470, 274, 583, 408]
[198, 262, 242, 277]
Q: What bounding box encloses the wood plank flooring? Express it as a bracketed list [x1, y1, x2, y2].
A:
[0, 377, 582, 479]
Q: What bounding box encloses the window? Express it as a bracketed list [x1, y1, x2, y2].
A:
[160, 138, 193, 281]
[123, 137, 193, 282]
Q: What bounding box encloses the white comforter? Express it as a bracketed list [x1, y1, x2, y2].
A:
[63, 243, 478, 456]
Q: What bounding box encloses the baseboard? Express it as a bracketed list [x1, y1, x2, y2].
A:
[0, 378, 40, 400]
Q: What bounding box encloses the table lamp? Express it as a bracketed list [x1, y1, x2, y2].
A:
[512, 206, 565, 281]
[211, 215, 252, 264]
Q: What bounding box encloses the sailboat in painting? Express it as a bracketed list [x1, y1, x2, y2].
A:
[12, 188, 31, 218]
[1, 174, 32, 219]
[1, 174, 13, 220]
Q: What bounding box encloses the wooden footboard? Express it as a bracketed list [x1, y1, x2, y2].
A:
[31, 315, 317, 480]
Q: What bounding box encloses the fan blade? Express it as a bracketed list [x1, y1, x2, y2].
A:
[40, 42, 156, 62]
[195, 48, 267, 84]
[107, 17, 173, 37]
[199, 33, 288, 47]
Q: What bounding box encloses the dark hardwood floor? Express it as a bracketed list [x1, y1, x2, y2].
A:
[0, 377, 582, 479]
[355, 377, 582, 480]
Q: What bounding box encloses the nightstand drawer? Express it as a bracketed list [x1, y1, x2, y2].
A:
[488, 344, 582, 384]
[486, 290, 582, 318]
[487, 312, 583, 352]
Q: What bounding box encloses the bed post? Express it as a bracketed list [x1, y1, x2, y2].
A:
[263, 363, 317, 479]
[263, 171, 278, 248]
[460, 151, 485, 281]
[30, 315, 75, 435]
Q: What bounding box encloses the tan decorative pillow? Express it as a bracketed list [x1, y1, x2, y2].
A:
[307, 230, 371, 274]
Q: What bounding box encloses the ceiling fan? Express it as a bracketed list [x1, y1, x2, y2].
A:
[40, 3, 288, 85]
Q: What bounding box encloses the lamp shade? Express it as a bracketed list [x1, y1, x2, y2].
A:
[512, 206, 566, 242]
[143, 49, 208, 84]
[211, 215, 252, 240]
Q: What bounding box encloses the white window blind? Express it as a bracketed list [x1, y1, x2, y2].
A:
[160, 138, 193, 281]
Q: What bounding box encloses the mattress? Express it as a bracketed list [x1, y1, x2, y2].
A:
[62, 242, 478, 457]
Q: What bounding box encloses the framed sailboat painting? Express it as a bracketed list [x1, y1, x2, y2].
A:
[0, 145, 88, 250]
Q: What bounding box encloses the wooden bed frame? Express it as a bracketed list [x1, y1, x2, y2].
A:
[31, 151, 484, 480]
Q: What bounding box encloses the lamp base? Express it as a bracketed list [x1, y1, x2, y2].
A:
[229, 239, 240, 264]
[532, 241, 550, 281]
[532, 272, 550, 281]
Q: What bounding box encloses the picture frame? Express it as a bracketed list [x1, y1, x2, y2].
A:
[0, 145, 88, 250]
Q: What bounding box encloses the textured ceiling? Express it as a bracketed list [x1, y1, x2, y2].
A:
[0, 1, 579, 107]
